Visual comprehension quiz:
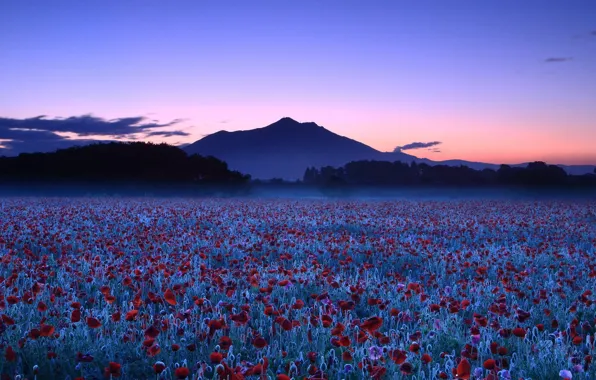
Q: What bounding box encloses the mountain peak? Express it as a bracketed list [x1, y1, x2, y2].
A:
[183, 117, 415, 180]
[268, 117, 321, 129]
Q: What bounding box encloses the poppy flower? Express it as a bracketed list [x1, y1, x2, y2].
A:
[71, 309, 81, 322]
[210, 352, 223, 363]
[164, 288, 176, 306]
[175, 367, 190, 379]
[76, 352, 94, 363]
[342, 350, 353, 362]
[40, 324, 55, 337]
[484, 359, 497, 370]
[389, 349, 407, 365]
[512, 327, 526, 339]
[86, 317, 101, 329]
[400, 362, 414, 375]
[369, 366, 386, 379]
[252, 336, 268, 349]
[4, 346, 16, 362]
[1, 314, 15, 325]
[104, 362, 121, 378]
[456, 358, 471, 379]
[360, 316, 383, 333]
[153, 361, 166, 374]
[125, 310, 139, 321]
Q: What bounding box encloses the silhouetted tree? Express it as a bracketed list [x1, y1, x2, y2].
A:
[303, 159, 596, 189]
[0, 142, 250, 185]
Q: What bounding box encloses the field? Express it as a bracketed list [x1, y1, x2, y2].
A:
[0, 197, 595, 380]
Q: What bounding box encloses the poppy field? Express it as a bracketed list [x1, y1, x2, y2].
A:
[1, 197, 595, 380]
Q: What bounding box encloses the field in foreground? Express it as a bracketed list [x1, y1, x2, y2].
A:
[0, 198, 595, 380]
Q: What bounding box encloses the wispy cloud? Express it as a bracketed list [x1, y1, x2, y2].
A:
[544, 57, 573, 63]
[394, 141, 442, 152]
[144, 130, 190, 138]
[0, 114, 186, 155]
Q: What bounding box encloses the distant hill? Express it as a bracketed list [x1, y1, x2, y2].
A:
[184, 117, 417, 180]
[184, 117, 595, 180]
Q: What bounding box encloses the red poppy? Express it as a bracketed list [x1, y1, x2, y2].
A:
[1, 314, 15, 325]
[400, 362, 414, 375]
[76, 352, 94, 363]
[389, 349, 407, 364]
[369, 366, 386, 380]
[483, 359, 497, 370]
[153, 362, 166, 374]
[147, 344, 161, 357]
[218, 335, 232, 350]
[342, 350, 353, 362]
[360, 316, 383, 333]
[71, 309, 81, 322]
[104, 362, 121, 378]
[164, 288, 177, 306]
[409, 343, 420, 353]
[512, 327, 526, 338]
[252, 336, 268, 349]
[210, 352, 223, 363]
[231, 310, 249, 325]
[175, 367, 190, 379]
[4, 346, 16, 362]
[125, 310, 139, 321]
[40, 324, 55, 337]
[456, 358, 471, 379]
[86, 317, 102, 329]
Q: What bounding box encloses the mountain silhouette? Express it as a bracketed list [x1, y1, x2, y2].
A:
[185, 117, 595, 180]
[184, 117, 417, 180]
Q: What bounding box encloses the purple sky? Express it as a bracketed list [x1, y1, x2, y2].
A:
[1, 0, 595, 164]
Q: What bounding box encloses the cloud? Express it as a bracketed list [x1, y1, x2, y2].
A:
[394, 141, 442, 152]
[0, 114, 187, 156]
[0, 115, 183, 137]
[544, 57, 573, 63]
[144, 130, 191, 138]
[592, 30, 596, 36]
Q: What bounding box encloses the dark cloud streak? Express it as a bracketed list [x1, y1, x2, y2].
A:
[544, 57, 573, 63]
[394, 141, 442, 152]
[0, 114, 187, 156]
[144, 130, 190, 138]
[0, 115, 183, 137]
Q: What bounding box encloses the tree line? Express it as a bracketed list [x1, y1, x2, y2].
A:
[303, 160, 596, 188]
[0, 142, 250, 184]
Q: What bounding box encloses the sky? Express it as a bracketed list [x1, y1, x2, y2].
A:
[1, 0, 595, 164]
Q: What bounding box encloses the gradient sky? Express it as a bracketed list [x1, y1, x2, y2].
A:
[1, 0, 595, 164]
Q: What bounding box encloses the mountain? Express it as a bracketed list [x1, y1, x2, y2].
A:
[184, 117, 595, 180]
[184, 117, 417, 180]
